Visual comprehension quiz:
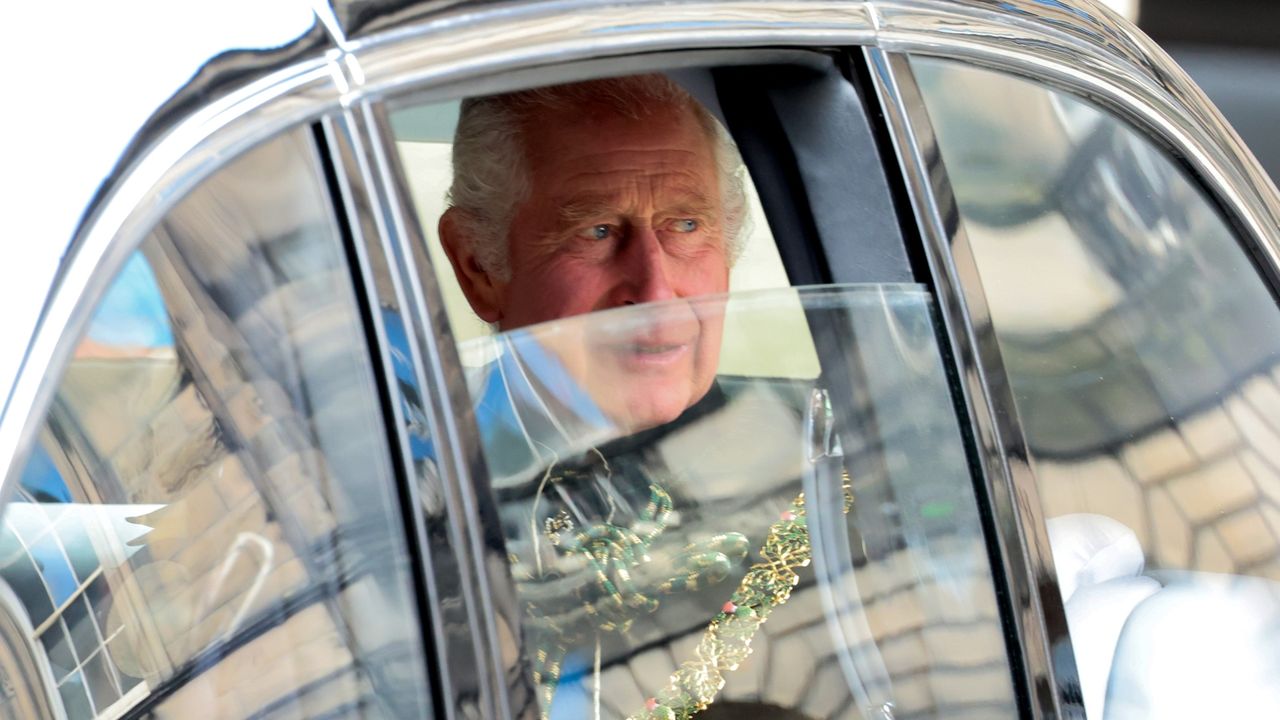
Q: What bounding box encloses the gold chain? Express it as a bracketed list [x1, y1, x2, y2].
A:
[629, 471, 854, 720]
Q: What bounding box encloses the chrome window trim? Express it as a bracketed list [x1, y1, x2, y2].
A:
[1, 4, 1278, 719]
[346, 1, 875, 98]
[356, 99, 534, 718]
[864, 47, 1081, 720]
[319, 111, 450, 717]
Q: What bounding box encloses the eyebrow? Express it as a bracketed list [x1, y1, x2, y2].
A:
[555, 189, 719, 228]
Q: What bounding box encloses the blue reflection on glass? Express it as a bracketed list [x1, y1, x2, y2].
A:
[28, 532, 77, 606]
[381, 308, 435, 460]
[19, 442, 71, 504]
[85, 252, 173, 349]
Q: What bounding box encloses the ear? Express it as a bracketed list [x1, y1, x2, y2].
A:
[438, 207, 505, 323]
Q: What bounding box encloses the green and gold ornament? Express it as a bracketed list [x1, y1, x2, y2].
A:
[514, 469, 853, 720]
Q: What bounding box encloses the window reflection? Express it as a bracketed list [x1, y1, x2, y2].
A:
[467, 286, 1016, 719]
[914, 57, 1280, 719]
[1, 129, 431, 718]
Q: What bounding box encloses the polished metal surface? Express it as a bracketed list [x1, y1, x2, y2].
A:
[3, 2, 1280, 719]
[320, 111, 456, 717]
[348, 0, 875, 98]
[863, 47, 1080, 720]
[357, 98, 534, 718]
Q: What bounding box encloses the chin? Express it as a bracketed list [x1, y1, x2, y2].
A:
[615, 381, 703, 431]
[628, 407, 683, 432]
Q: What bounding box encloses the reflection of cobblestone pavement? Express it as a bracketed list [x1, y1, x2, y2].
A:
[594, 543, 1012, 719]
[593, 366, 1280, 718]
[1036, 366, 1280, 581]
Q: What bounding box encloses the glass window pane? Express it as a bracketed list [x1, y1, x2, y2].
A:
[3, 542, 55, 628]
[40, 620, 76, 682]
[81, 650, 119, 713]
[57, 672, 93, 719]
[389, 72, 1016, 718]
[466, 286, 1015, 718]
[2, 127, 433, 718]
[27, 532, 76, 608]
[56, 513, 98, 584]
[63, 596, 99, 665]
[913, 56, 1280, 718]
[107, 643, 143, 696]
[86, 573, 117, 639]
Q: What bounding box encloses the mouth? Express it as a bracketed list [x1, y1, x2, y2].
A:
[632, 342, 684, 354]
[610, 340, 691, 367]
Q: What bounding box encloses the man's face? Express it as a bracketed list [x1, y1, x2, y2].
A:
[484, 101, 730, 429]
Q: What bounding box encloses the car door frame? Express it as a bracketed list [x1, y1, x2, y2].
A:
[6, 2, 1279, 720]
[337, 3, 1053, 718]
[0, 3, 1065, 719]
[857, 9, 1280, 720]
[328, 3, 1280, 717]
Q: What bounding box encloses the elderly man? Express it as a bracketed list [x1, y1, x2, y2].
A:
[438, 73, 747, 432]
[438, 75, 783, 719]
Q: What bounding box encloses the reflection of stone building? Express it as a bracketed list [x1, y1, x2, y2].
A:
[922, 57, 1280, 585]
[0, 350, 180, 718]
[592, 537, 1011, 719]
[586, 559, 1009, 720]
[968, 128, 1280, 582]
[983, 166, 1280, 578]
[0, 295, 390, 718]
[0, 129, 430, 719]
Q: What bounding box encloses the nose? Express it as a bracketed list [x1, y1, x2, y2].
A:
[616, 226, 676, 306]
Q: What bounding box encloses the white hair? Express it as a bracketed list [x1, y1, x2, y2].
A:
[447, 74, 749, 281]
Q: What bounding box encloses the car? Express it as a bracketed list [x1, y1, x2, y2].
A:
[3, 0, 1280, 718]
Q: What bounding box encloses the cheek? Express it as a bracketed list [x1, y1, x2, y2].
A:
[693, 314, 726, 379]
[676, 254, 730, 297]
[504, 261, 609, 325]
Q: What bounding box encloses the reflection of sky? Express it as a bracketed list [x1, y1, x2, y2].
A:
[86, 253, 173, 348]
[20, 442, 71, 504]
[28, 532, 77, 606]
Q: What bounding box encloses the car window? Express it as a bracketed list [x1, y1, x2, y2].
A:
[913, 57, 1280, 718]
[1, 128, 432, 718]
[386, 69, 1020, 719]
[465, 287, 1016, 719]
[389, 82, 812, 380]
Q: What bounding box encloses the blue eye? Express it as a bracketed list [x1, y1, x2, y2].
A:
[673, 219, 698, 233]
[590, 225, 611, 240]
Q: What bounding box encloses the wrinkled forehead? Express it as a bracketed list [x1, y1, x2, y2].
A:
[520, 99, 718, 167]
